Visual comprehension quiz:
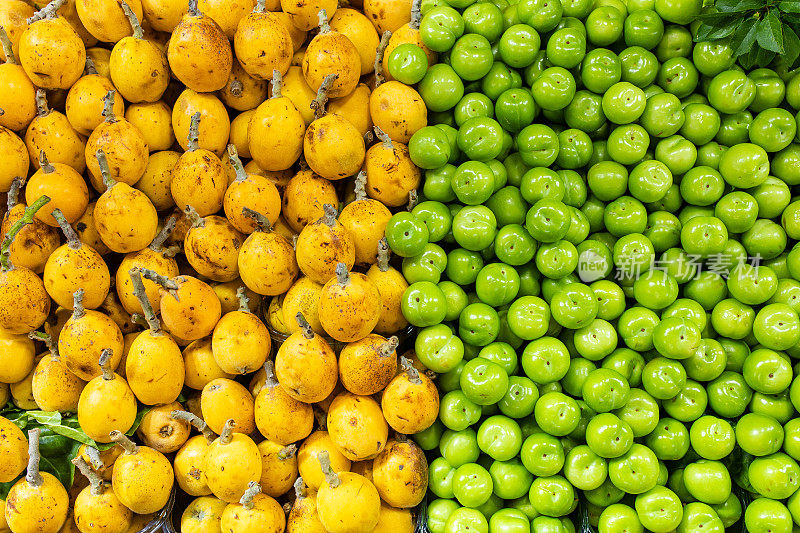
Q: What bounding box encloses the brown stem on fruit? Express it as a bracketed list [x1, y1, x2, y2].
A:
[130, 268, 163, 334]
[335, 262, 349, 286]
[120, 0, 143, 39]
[0, 195, 50, 272]
[228, 145, 248, 182]
[407, 189, 418, 211]
[295, 312, 314, 339]
[240, 481, 261, 510]
[318, 451, 340, 488]
[38, 150, 54, 173]
[187, 0, 200, 16]
[294, 477, 307, 499]
[149, 215, 178, 253]
[354, 170, 367, 201]
[263, 360, 279, 388]
[0, 26, 16, 65]
[184, 205, 205, 228]
[374, 31, 391, 87]
[84, 446, 103, 469]
[242, 207, 272, 232]
[271, 69, 283, 99]
[410, 0, 421, 30]
[171, 410, 216, 443]
[85, 56, 97, 75]
[35, 89, 49, 117]
[140, 268, 180, 293]
[377, 238, 391, 272]
[364, 129, 374, 144]
[52, 209, 80, 250]
[278, 444, 297, 460]
[187, 112, 201, 152]
[25, 428, 43, 488]
[310, 74, 338, 119]
[72, 456, 104, 495]
[72, 288, 86, 320]
[109, 430, 138, 455]
[253, 0, 267, 12]
[229, 79, 243, 97]
[101, 91, 117, 123]
[374, 126, 393, 149]
[28, 331, 59, 360]
[7, 177, 23, 211]
[98, 348, 114, 380]
[321, 203, 337, 227]
[400, 356, 421, 384]
[236, 287, 250, 313]
[27, 0, 66, 23]
[96, 149, 116, 190]
[378, 336, 399, 358]
[317, 9, 330, 33]
[219, 419, 235, 445]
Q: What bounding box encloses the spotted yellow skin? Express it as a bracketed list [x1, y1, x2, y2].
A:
[211, 308, 270, 374]
[66, 73, 124, 136]
[94, 183, 159, 254]
[282, 277, 324, 334]
[109, 35, 170, 104]
[234, 10, 293, 80]
[25, 111, 87, 175]
[297, 431, 350, 491]
[85, 120, 150, 191]
[369, 81, 427, 144]
[174, 436, 213, 497]
[0, 416, 28, 483]
[112, 445, 174, 514]
[317, 471, 380, 533]
[303, 114, 365, 181]
[167, 11, 232, 93]
[371, 439, 427, 508]
[59, 309, 124, 381]
[19, 17, 85, 90]
[220, 493, 285, 533]
[326, 392, 388, 461]
[238, 231, 299, 296]
[184, 216, 245, 283]
[281, 170, 338, 233]
[201, 378, 256, 435]
[76, 0, 144, 42]
[0, 267, 51, 334]
[381, 367, 438, 435]
[0, 63, 37, 132]
[73, 484, 133, 533]
[171, 149, 228, 217]
[318, 272, 381, 343]
[257, 440, 299, 497]
[249, 95, 305, 172]
[6, 471, 69, 533]
[78, 372, 137, 444]
[254, 380, 313, 445]
[274, 330, 337, 404]
[203, 433, 262, 504]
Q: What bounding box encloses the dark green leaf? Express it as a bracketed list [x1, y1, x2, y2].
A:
[784, 23, 800, 66]
[37, 440, 82, 489]
[732, 17, 760, 55]
[715, 0, 748, 11]
[703, 22, 740, 40]
[128, 406, 151, 435]
[733, 0, 764, 10]
[780, 0, 800, 12]
[756, 10, 785, 52]
[0, 477, 20, 500]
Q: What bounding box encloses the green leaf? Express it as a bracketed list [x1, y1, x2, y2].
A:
[756, 10, 785, 52]
[128, 406, 151, 435]
[732, 17, 760, 55]
[0, 477, 20, 500]
[779, 0, 800, 12]
[784, 23, 800, 66]
[733, 0, 764, 10]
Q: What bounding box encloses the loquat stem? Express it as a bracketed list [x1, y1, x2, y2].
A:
[263, 360, 279, 388]
[318, 451, 340, 488]
[34, 89, 49, 117]
[317, 9, 330, 33]
[378, 336, 399, 358]
[363, 129, 373, 145]
[101, 91, 117, 123]
[171, 410, 216, 443]
[130, 268, 163, 333]
[410, 0, 421, 30]
[374, 31, 391, 87]
[0, 195, 50, 271]
[353, 171, 367, 201]
[7, 177, 23, 211]
[52, 209, 80, 250]
[38, 150, 54, 173]
[27, 0, 66, 23]
[240, 481, 261, 510]
[140, 268, 179, 291]
[26, 428, 43, 488]
[119, 0, 143, 39]
[184, 205, 205, 228]
[84, 446, 103, 469]
[320, 203, 337, 227]
[72, 288, 86, 320]
[254, 0, 267, 12]
[227, 145, 248, 182]
[236, 287, 250, 313]
[400, 356, 421, 384]
[335, 262, 349, 286]
[109, 430, 138, 455]
[72, 456, 104, 496]
[407, 189, 418, 211]
[28, 331, 59, 360]
[98, 348, 114, 380]
[229, 79, 244, 98]
[278, 444, 297, 460]
[242, 207, 272, 232]
[295, 312, 314, 339]
[187, 112, 201, 152]
[310, 74, 338, 119]
[270, 69, 283, 99]
[187, 0, 200, 16]
[294, 477, 307, 499]
[377, 238, 391, 272]
[149, 215, 178, 253]
[374, 126, 393, 149]
[85, 56, 97, 75]
[0, 26, 15, 65]
[219, 419, 235, 445]
[96, 150, 116, 190]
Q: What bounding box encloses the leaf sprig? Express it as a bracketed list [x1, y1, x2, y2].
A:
[695, 0, 800, 69]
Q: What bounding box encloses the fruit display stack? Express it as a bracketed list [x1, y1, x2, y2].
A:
[0, 0, 437, 529]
